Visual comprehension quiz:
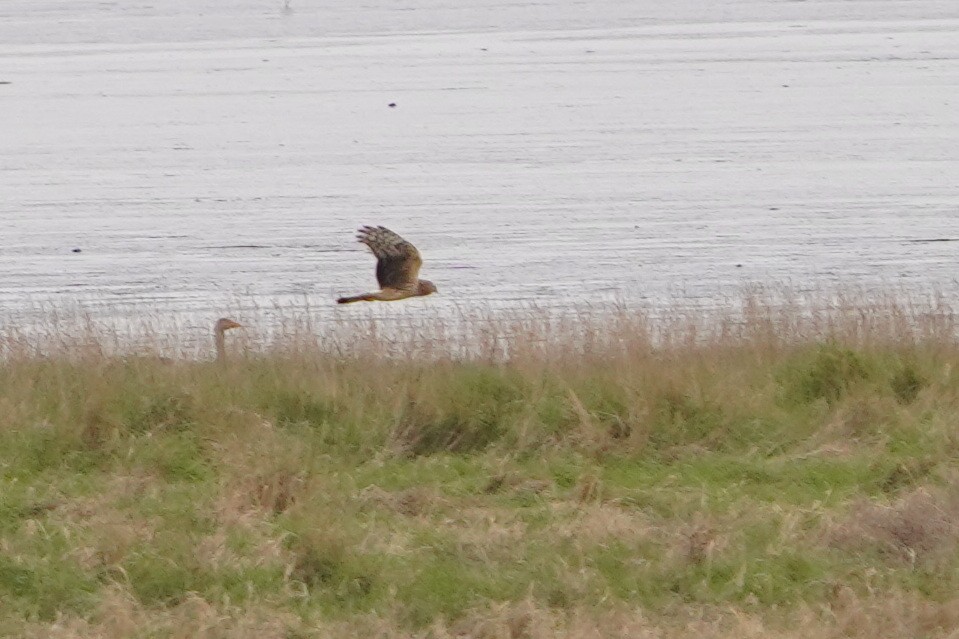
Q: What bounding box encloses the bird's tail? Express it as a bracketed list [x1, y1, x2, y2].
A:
[336, 292, 378, 304]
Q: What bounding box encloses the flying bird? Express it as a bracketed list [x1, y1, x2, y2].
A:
[337, 226, 438, 304]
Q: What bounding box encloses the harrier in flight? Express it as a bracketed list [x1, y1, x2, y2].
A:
[336, 225, 438, 304]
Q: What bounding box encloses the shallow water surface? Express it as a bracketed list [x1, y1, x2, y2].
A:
[2, 0, 957, 332]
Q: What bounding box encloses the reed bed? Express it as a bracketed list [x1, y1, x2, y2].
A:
[2, 289, 959, 637]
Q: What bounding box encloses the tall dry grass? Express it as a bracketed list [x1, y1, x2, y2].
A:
[2, 289, 959, 637]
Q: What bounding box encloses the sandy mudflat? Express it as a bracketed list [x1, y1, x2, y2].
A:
[1, 0, 957, 327]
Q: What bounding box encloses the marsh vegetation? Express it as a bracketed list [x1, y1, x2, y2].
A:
[2, 292, 959, 637]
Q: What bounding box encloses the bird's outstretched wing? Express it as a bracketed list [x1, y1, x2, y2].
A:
[357, 225, 423, 291]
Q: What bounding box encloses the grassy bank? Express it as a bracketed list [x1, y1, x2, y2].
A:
[2, 294, 959, 637]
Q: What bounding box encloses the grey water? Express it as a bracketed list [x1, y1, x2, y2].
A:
[2, 0, 957, 331]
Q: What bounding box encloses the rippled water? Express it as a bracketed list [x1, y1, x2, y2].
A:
[2, 0, 957, 331]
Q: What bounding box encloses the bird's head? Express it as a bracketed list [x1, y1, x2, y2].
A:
[214, 318, 243, 334]
[417, 280, 438, 297]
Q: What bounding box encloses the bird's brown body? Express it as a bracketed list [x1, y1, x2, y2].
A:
[337, 226, 437, 304]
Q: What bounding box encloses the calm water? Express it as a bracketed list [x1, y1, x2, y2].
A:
[2, 0, 957, 331]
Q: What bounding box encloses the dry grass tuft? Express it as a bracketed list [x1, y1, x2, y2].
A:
[359, 484, 447, 518]
[814, 588, 959, 639]
[826, 484, 959, 565]
[441, 600, 661, 639]
[554, 503, 653, 546]
[212, 417, 313, 520]
[26, 585, 299, 639]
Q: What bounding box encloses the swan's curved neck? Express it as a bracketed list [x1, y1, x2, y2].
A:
[214, 328, 227, 362]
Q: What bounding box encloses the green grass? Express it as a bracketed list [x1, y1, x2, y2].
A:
[3, 299, 959, 637]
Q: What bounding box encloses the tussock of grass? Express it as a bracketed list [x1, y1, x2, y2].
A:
[3, 291, 959, 636]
